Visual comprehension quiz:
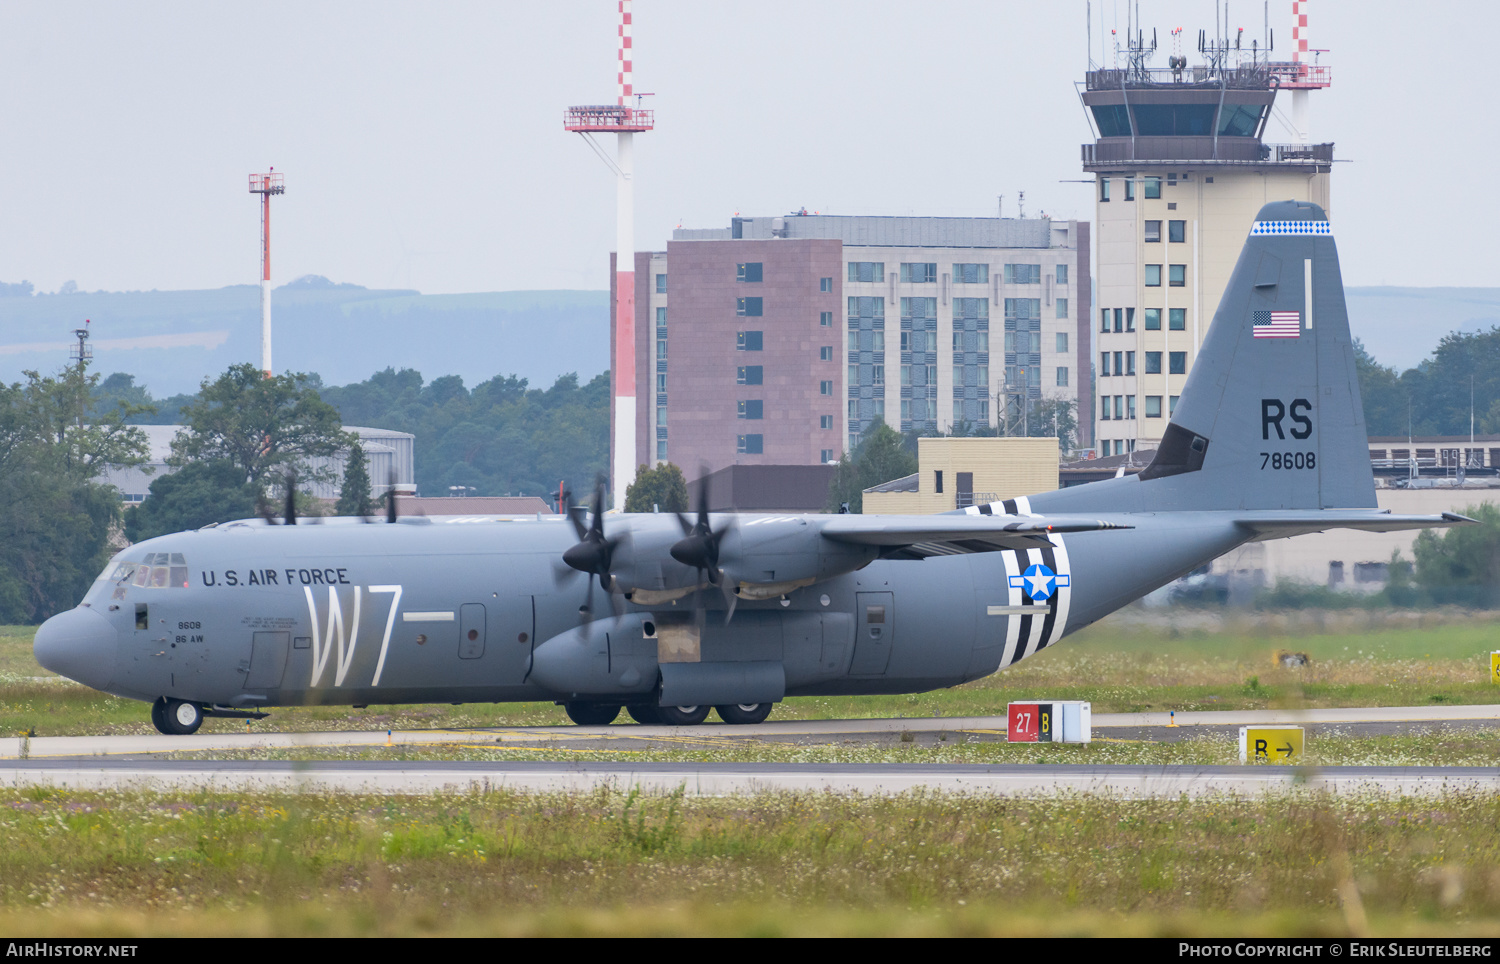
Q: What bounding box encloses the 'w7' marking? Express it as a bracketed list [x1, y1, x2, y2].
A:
[303, 585, 403, 687]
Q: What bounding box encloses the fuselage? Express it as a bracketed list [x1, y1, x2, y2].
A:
[35, 511, 1250, 712]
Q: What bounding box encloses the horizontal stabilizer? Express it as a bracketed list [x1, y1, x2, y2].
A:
[1236, 511, 1477, 541]
[821, 515, 1132, 558]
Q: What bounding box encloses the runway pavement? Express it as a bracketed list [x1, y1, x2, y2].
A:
[1, 704, 1496, 796]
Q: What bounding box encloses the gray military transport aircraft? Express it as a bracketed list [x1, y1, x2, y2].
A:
[33, 200, 1471, 734]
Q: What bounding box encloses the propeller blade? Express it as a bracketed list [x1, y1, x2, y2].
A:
[283, 471, 297, 525]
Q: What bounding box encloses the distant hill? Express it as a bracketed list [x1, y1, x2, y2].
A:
[1345, 287, 1500, 372]
[0, 279, 608, 396]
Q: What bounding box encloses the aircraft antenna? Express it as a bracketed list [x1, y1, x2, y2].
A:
[248, 170, 285, 377]
[565, 1, 655, 512]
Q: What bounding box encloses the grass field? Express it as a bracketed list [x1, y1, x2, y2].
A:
[4, 609, 1499, 738]
[0, 786, 1497, 937]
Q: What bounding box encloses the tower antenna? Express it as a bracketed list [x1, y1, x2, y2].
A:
[565, 1, 656, 512]
[248, 169, 285, 377]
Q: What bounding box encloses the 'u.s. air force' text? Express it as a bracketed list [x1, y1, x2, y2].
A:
[200, 568, 351, 587]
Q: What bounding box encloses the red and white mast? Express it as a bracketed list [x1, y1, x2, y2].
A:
[565, 1, 654, 511]
[249, 170, 285, 377]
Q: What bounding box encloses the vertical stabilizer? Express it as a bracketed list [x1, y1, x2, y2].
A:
[1031, 200, 1375, 514]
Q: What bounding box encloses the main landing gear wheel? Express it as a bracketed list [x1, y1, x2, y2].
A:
[655, 704, 711, 726]
[715, 703, 773, 725]
[626, 704, 661, 725]
[564, 702, 622, 726]
[154, 698, 203, 735]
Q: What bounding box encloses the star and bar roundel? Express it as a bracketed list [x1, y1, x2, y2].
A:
[999, 539, 1073, 668]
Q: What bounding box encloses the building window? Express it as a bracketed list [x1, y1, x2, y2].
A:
[1169, 351, 1186, 374]
[1144, 176, 1161, 199]
[656, 340, 667, 359]
[1100, 309, 1110, 333]
[657, 440, 668, 460]
[1169, 264, 1186, 287]
[849, 364, 859, 386]
[900, 263, 937, 283]
[934, 470, 943, 494]
[737, 331, 763, 351]
[1056, 264, 1069, 285]
[820, 311, 833, 327]
[1145, 395, 1162, 418]
[1144, 308, 1161, 330]
[1100, 351, 1109, 377]
[1170, 394, 1180, 414]
[1125, 351, 1136, 376]
[737, 365, 763, 385]
[1125, 308, 1135, 332]
[820, 346, 833, 361]
[820, 415, 833, 430]
[1145, 265, 1162, 287]
[873, 399, 884, 419]
[848, 262, 884, 283]
[1056, 298, 1068, 318]
[1127, 396, 1136, 419]
[656, 306, 667, 326]
[1124, 178, 1135, 201]
[820, 380, 833, 396]
[1169, 220, 1186, 243]
[820, 277, 833, 293]
[1113, 308, 1123, 333]
[1112, 351, 1122, 377]
[737, 434, 763, 455]
[736, 297, 763, 317]
[736, 262, 763, 283]
[1100, 178, 1110, 202]
[1056, 366, 1069, 387]
[1113, 395, 1124, 419]
[1101, 397, 1111, 420]
[656, 374, 667, 392]
[821, 449, 834, 463]
[872, 365, 884, 385]
[656, 406, 667, 426]
[953, 263, 988, 284]
[1170, 308, 1186, 331]
[738, 400, 763, 420]
[655, 274, 667, 293]
[1145, 220, 1161, 243]
[872, 330, 885, 351]
[1056, 332, 1068, 352]
[1004, 264, 1041, 284]
[1145, 351, 1161, 374]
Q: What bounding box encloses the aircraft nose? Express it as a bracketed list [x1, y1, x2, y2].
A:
[33, 607, 117, 691]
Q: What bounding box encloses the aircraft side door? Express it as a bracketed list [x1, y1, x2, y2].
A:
[459, 604, 487, 659]
[849, 591, 894, 675]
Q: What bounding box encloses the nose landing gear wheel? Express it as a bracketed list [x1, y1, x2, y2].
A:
[715, 703, 773, 725]
[153, 698, 203, 735]
[564, 702, 622, 726]
[655, 704, 710, 726]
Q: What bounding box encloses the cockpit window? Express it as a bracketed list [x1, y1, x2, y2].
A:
[128, 552, 190, 589]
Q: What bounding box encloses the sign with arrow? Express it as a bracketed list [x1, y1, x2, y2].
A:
[1239, 725, 1305, 764]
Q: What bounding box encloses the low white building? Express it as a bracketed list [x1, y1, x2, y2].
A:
[100, 425, 415, 504]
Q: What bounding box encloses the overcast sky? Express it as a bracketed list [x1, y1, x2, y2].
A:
[1, 1, 1494, 295]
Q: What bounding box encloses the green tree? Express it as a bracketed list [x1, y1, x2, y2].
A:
[1411, 503, 1500, 606]
[123, 461, 260, 543]
[825, 418, 919, 514]
[170, 363, 352, 493]
[334, 442, 375, 517]
[624, 462, 688, 513]
[0, 361, 150, 621]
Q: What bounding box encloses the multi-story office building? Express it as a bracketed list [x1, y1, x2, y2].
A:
[620, 214, 1090, 477]
[1082, 43, 1332, 456]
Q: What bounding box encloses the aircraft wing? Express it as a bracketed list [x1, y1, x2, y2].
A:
[1235, 510, 1477, 541]
[819, 515, 1132, 559]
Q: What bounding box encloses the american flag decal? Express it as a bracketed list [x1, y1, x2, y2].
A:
[1253, 310, 1301, 338]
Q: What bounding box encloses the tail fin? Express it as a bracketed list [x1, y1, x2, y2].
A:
[1039, 200, 1374, 514]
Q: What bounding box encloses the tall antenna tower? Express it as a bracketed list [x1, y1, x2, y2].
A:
[248, 170, 286, 377]
[565, 1, 655, 512]
[70, 319, 91, 369]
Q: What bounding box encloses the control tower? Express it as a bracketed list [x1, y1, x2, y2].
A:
[1082, 8, 1331, 457]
